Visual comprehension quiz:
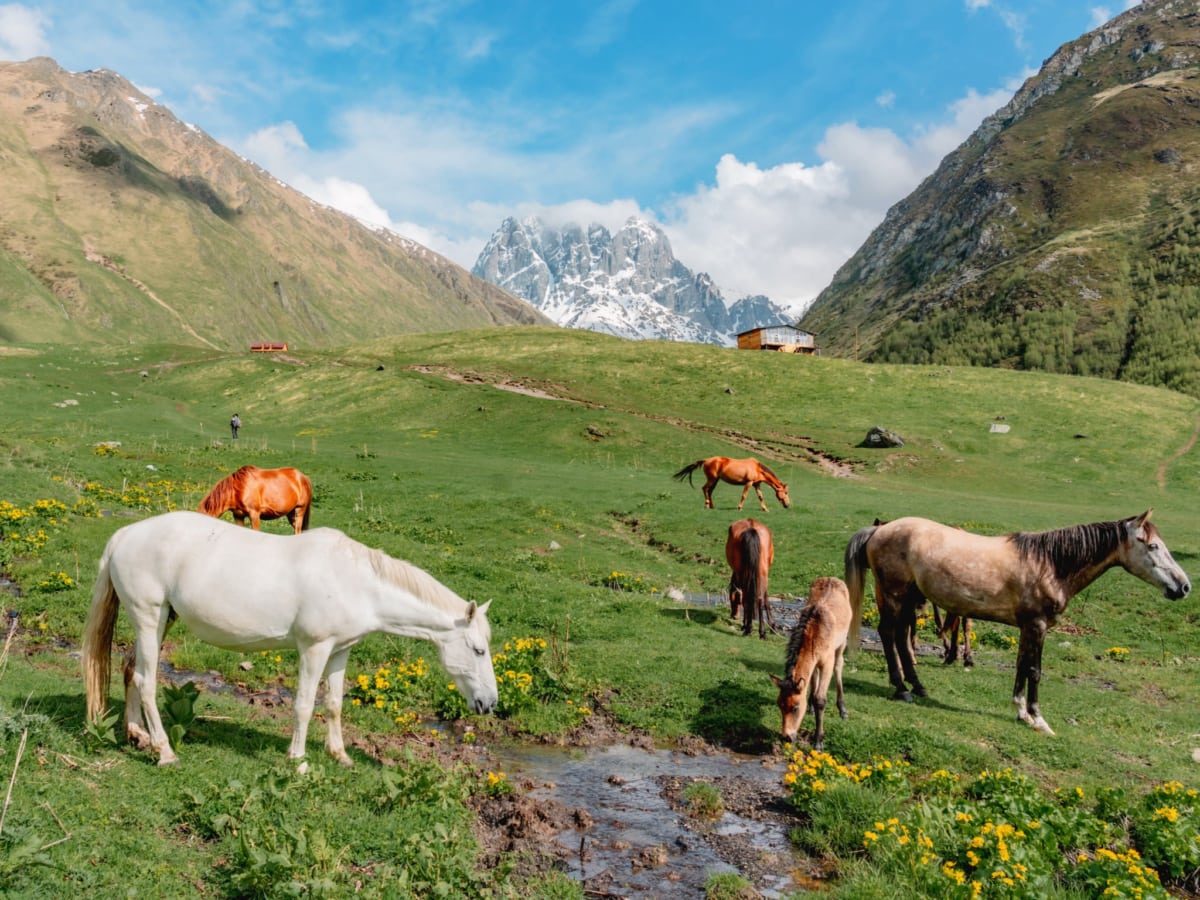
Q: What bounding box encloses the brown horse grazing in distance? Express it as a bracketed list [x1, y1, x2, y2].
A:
[770, 576, 852, 749]
[198, 465, 313, 533]
[725, 518, 779, 638]
[674, 456, 790, 511]
[845, 511, 1190, 734]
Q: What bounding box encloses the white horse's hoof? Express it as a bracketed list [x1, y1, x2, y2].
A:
[295, 760, 309, 775]
[1032, 717, 1055, 735]
[157, 755, 179, 767]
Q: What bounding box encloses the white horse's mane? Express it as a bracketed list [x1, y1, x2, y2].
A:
[346, 537, 470, 615]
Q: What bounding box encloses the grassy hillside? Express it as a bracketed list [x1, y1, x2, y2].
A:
[0, 330, 1197, 894]
[0, 58, 547, 349]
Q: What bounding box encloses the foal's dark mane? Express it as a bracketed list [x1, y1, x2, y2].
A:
[1008, 519, 1125, 581]
[783, 604, 819, 677]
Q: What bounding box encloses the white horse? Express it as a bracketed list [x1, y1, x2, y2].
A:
[82, 511, 498, 768]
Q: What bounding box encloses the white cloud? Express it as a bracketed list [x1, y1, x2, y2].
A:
[876, 90, 896, 109]
[233, 88, 1016, 313]
[0, 3, 49, 60]
[661, 85, 1015, 312]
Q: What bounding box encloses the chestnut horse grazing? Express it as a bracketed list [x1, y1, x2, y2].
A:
[199, 465, 312, 533]
[82, 511, 498, 768]
[845, 511, 1190, 734]
[674, 456, 790, 511]
[770, 576, 851, 749]
[725, 518, 779, 637]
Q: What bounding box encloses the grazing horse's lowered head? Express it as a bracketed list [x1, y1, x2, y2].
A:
[673, 456, 790, 511]
[769, 576, 852, 749]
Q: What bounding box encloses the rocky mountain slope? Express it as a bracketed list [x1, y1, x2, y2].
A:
[472, 216, 791, 345]
[0, 57, 547, 348]
[799, 0, 1200, 397]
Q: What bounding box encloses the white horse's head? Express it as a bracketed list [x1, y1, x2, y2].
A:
[1123, 510, 1191, 600]
[437, 599, 498, 714]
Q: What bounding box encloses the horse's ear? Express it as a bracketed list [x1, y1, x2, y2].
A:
[1132, 509, 1153, 530]
[768, 673, 784, 688]
[467, 599, 492, 622]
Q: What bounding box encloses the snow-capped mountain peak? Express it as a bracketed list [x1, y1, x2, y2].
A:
[472, 215, 791, 345]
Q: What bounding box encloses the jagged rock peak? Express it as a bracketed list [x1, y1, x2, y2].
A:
[473, 215, 792, 345]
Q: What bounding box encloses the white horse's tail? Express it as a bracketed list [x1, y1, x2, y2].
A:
[81, 538, 121, 723]
[843, 525, 877, 655]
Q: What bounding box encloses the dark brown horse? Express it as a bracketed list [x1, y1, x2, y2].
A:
[770, 576, 852, 749]
[674, 456, 790, 511]
[725, 518, 779, 638]
[198, 465, 313, 533]
[845, 511, 1190, 734]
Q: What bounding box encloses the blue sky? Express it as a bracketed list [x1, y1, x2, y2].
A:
[0, 1, 1141, 311]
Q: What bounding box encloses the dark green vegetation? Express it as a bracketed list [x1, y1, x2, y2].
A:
[802, 0, 1200, 398]
[0, 328, 1197, 896]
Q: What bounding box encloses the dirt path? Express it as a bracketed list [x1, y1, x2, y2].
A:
[84, 245, 222, 351]
[1155, 413, 1200, 489]
[409, 364, 858, 478]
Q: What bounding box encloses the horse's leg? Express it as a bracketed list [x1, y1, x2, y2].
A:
[131, 611, 177, 765]
[703, 477, 717, 509]
[944, 612, 961, 666]
[833, 645, 848, 720]
[753, 483, 768, 513]
[810, 661, 839, 751]
[1013, 620, 1053, 734]
[122, 648, 151, 750]
[289, 641, 335, 771]
[876, 605, 914, 702]
[322, 648, 353, 767]
[249, 510, 262, 531]
[234, 511, 247, 527]
[123, 610, 176, 751]
[961, 619, 974, 668]
[737, 483, 751, 511]
[894, 603, 927, 698]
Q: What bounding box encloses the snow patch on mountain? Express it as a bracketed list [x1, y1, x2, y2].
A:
[472, 215, 792, 345]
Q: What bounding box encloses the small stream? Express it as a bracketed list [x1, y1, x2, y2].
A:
[496, 742, 805, 898]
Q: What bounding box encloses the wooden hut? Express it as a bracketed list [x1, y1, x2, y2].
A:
[736, 325, 818, 354]
[250, 342, 289, 352]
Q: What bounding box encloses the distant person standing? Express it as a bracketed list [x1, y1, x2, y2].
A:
[230, 413, 241, 440]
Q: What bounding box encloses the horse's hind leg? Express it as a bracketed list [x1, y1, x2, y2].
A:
[321, 648, 353, 767]
[895, 604, 927, 697]
[833, 645, 848, 720]
[876, 608, 912, 701]
[122, 649, 151, 750]
[961, 619, 974, 667]
[130, 614, 178, 765]
[703, 477, 717, 509]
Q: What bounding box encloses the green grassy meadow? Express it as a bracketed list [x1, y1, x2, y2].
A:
[0, 328, 1197, 896]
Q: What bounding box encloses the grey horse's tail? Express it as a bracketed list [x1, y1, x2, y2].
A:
[843, 525, 877, 655]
